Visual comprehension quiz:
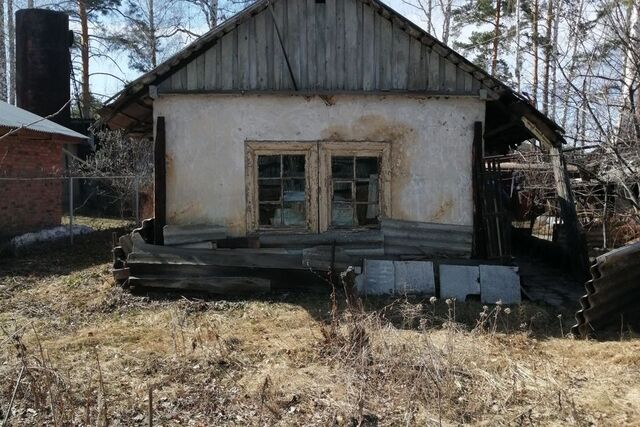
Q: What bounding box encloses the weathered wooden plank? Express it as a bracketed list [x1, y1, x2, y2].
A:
[335, 0, 346, 89]
[163, 224, 227, 245]
[195, 54, 205, 89]
[362, 3, 375, 90]
[464, 71, 473, 92]
[325, 0, 337, 88]
[297, 0, 308, 89]
[392, 20, 409, 89]
[306, 0, 317, 88]
[407, 36, 422, 90]
[377, 13, 392, 90]
[248, 14, 258, 88]
[259, 229, 384, 248]
[255, 11, 268, 89]
[286, 0, 301, 88]
[315, 0, 326, 89]
[271, 0, 285, 89]
[237, 21, 250, 89]
[129, 238, 305, 270]
[170, 68, 185, 91]
[129, 275, 271, 294]
[220, 30, 234, 89]
[344, 0, 359, 90]
[444, 59, 456, 91]
[302, 246, 356, 271]
[186, 59, 197, 90]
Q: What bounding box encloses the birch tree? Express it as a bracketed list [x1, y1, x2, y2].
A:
[0, 0, 6, 102]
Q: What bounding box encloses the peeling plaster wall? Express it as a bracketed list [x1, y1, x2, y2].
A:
[154, 94, 485, 235]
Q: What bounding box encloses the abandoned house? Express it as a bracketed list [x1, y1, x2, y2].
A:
[101, 0, 583, 298]
[0, 101, 86, 236]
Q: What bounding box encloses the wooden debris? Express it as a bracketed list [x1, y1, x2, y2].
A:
[163, 224, 227, 245]
[129, 275, 270, 294]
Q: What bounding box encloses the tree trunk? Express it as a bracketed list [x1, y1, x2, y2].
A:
[148, 0, 157, 68]
[9, 0, 15, 105]
[550, 0, 561, 120]
[491, 0, 502, 76]
[209, 0, 218, 28]
[532, 0, 539, 107]
[515, 0, 522, 93]
[79, 0, 91, 118]
[441, 0, 452, 44]
[0, 0, 6, 102]
[542, 0, 553, 115]
[28, 0, 34, 7]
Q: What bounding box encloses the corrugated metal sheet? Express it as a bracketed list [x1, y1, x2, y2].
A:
[572, 241, 640, 337]
[0, 101, 86, 140]
[380, 218, 472, 258]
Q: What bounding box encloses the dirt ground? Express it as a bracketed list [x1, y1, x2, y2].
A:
[1, 221, 640, 426]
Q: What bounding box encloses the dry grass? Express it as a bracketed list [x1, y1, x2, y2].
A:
[1, 229, 640, 426]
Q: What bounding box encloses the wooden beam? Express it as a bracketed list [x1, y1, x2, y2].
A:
[521, 117, 589, 278]
[471, 121, 486, 258]
[154, 116, 166, 245]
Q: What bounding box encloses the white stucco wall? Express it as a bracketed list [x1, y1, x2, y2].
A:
[154, 94, 485, 235]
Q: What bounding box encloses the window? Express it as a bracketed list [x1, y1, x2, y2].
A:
[257, 155, 306, 227]
[246, 141, 388, 233]
[331, 156, 380, 227]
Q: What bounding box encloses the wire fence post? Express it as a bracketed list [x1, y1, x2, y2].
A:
[69, 177, 74, 245]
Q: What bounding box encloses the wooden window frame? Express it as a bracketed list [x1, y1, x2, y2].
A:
[319, 142, 391, 232]
[246, 141, 319, 233]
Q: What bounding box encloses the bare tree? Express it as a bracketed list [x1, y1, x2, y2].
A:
[0, 0, 6, 102]
[8, 0, 15, 105]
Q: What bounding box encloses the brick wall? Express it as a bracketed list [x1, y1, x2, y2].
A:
[0, 136, 64, 236]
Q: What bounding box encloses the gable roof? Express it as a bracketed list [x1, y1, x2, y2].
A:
[99, 0, 564, 151]
[0, 101, 87, 141]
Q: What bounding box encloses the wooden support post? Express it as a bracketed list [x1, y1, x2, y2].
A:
[471, 121, 486, 258]
[522, 117, 589, 278]
[154, 117, 166, 245]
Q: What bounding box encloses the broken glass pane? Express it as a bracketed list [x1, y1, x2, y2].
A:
[258, 179, 281, 202]
[258, 155, 280, 178]
[333, 181, 352, 201]
[259, 204, 281, 226]
[332, 202, 354, 226]
[332, 156, 353, 178]
[283, 201, 306, 226]
[283, 155, 305, 177]
[356, 157, 379, 178]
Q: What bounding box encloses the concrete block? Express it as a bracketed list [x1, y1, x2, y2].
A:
[479, 265, 521, 304]
[394, 261, 435, 295]
[439, 265, 480, 301]
[361, 260, 395, 295]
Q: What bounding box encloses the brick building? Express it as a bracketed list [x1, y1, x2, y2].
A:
[0, 101, 86, 237]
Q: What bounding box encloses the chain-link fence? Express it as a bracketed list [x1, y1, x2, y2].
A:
[1, 175, 151, 246]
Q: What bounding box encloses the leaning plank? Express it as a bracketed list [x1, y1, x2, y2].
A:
[129, 275, 270, 294]
[380, 218, 473, 233]
[163, 224, 227, 245]
[129, 234, 304, 270]
[259, 229, 383, 248]
[302, 245, 358, 271]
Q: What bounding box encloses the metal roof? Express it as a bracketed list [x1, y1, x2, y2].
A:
[0, 101, 87, 140]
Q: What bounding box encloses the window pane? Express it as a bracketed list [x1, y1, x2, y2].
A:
[283, 155, 305, 177]
[332, 156, 353, 178]
[333, 181, 352, 201]
[258, 179, 281, 202]
[332, 202, 354, 226]
[356, 203, 379, 226]
[283, 201, 306, 226]
[283, 178, 305, 202]
[356, 179, 379, 203]
[356, 157, 379, 178]
[259, 204, 282, 226]
[258, 155, 281, 178]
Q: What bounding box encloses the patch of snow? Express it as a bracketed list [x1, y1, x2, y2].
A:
[10, 225, 94, 248]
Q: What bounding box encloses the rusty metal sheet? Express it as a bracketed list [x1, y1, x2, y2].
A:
[572, 241, 640, 337]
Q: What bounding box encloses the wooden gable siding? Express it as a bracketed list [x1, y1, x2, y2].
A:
[158, 0, 483, 95]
